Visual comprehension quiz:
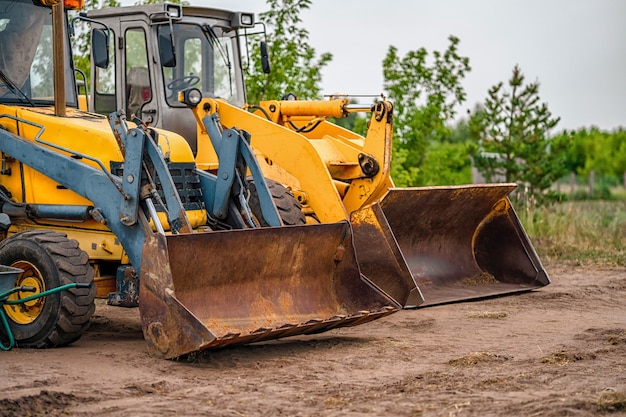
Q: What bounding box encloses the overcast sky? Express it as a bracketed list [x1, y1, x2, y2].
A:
[193, 1, 624, 132]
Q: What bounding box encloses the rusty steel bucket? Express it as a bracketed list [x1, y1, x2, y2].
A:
[138, 221, 401, 359]
[350, 203, 424, 308]
[354, 183, 550, 308]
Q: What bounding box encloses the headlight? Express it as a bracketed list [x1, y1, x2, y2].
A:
[166, 5, 182, 19]
[178, 88, 203, 107]
[232, 12, 254, 28]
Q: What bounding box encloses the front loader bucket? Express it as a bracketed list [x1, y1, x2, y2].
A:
[138, 222, 400, 359]
[375, 184, 550, 307]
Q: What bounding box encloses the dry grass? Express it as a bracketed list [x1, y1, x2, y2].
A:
[519, 200, 626, 266]
[461, 272, 498, 286]
[467, 311, 508, 319]
[448, 351, 507, 367]
[595, 391, 626, 413]
[541, 349, 597, 366]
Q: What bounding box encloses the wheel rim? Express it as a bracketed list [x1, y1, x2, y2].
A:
[4, 261, 46, 325]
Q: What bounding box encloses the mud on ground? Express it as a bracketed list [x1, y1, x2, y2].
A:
[1, 262, 625, 416]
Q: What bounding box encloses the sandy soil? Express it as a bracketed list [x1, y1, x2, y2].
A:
[1, 261, 625, 417]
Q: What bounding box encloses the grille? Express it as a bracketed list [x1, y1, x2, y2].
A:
[111, 161, 205, 212]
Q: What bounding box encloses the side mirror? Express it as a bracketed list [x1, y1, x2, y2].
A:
[92, 29, 109, 69]
[158, 33, 176, 68]
[260, 41, 270, 74]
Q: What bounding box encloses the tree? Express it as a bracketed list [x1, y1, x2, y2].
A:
[569, 127, 626, 180]
[245, 0, 332, 104]
[469, 65, 568, 204]
[383, 35, 471, 186]
[562, 127, 626, 197]
[420, 140, 473, 185]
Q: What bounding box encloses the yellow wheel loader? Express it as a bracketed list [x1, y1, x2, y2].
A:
[0, 0, 406, 358]
[84, 3, 550, 308]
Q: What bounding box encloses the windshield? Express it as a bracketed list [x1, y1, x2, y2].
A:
[158, 22, 244, 107]
[0, 0, 77, 106]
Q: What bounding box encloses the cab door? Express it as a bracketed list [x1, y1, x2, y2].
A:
[121, 21, 158, 126]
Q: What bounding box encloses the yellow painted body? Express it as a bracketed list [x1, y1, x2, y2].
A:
[0, 105, 205, 296]
[191, 98, 394, 224]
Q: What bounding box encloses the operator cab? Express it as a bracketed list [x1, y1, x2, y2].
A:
[85, 4, 254, 154]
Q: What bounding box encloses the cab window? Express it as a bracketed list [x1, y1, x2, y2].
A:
[125, 28, 152, 118]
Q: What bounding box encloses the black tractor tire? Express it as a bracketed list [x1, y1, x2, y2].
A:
[247, 177, 306, 227]
[0, 230, 95, 348]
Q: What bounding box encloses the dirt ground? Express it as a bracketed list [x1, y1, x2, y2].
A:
[1, 261, 625, 417]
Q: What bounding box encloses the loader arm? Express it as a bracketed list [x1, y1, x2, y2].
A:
[0, 111, 225, 271]
[191, 98, 353, 223]
[257, 98, 395, 212]
[201, 112, 282, 227]
[0, 114, 149, 270]
[192, 97, 397, 220]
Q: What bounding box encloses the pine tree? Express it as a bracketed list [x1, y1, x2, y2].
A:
[469, 65, 569, 204]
